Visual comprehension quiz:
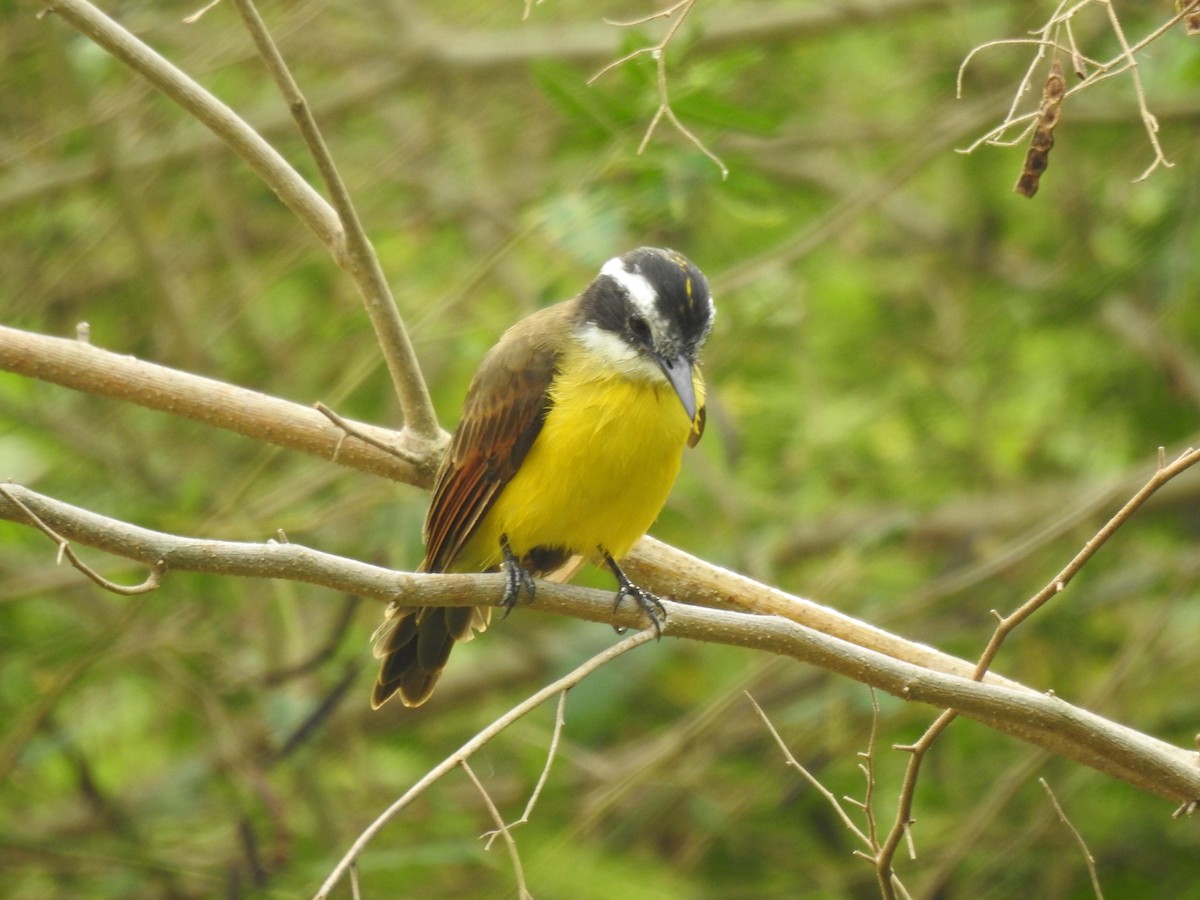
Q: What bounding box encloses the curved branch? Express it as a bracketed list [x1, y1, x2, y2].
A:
[3, 484, 1198, 807]
[623, 538, 1029, 690]
[0, 324, 445, 486]
[315, 632, 657, 900]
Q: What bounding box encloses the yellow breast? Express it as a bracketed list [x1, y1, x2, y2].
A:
[461, 346, 704, 570]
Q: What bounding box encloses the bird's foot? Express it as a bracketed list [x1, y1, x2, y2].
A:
[500, 535, 536, 617]
[604, 552, 666, 638]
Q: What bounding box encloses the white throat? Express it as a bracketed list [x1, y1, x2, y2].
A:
[575, 322, 663, 383]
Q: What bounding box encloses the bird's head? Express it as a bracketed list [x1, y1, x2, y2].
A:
[577, 247, 715, 419]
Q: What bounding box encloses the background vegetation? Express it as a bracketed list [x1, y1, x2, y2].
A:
[2, 0, 1198, 897]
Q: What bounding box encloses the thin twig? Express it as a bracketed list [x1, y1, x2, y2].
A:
[0, 484, 164, 596]
[38, 0, 337, 241]
[1039, 778, 1105, 899]
[228, 0, 439, 438]
[182, 0, 223, 25]
[313, 402, 428, 465]
[1096, 0, 1171, 182]
[874, 446, 1200, 888]
[745, 693, 872, 848]
[314, 630, 656, 899]
[460, 760, 532, 899]
[748, 690, 911, 900]
[974, 446, 1200, 676]
[957, 1, 1198, 177]
[857, 689, 882, 851]
[483, 691, 569, 849]
[588, 0, 728, 178]
[37, 0, 439, 438]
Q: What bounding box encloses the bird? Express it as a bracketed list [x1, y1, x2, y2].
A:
[371, 247, 715, 708]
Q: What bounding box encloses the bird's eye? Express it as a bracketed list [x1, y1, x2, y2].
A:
[628, 314, 652, 344]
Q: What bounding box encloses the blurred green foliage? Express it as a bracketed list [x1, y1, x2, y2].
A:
[2, 0, 1199, 897]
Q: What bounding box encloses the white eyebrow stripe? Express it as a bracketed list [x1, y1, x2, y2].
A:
[599, 256, 665, 333]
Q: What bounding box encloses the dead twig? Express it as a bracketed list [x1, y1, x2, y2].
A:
[0, 483, 164, 596]
[589, 0, 728, 178]
[747, 692, 872, 848]
[482, 691, 569, 849]
[958, 1, 1199, 183]
[746, 692, 913, 900]
[875, 446, 1200, 890]
[1039, 778, 1105, 899]
[461, 760, 532, 899]
[314, 631, 656, 899]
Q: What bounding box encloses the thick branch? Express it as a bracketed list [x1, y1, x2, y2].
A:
[623, 538, 1031, 691]
[3, 483, 1197, 806]
[0, 325, 445, 486]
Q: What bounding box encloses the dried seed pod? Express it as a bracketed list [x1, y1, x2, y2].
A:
[1015, 59, 1066, 198]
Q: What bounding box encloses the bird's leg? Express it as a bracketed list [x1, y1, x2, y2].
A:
[499, 535, 537, 617]
[603, 551, 666, 638]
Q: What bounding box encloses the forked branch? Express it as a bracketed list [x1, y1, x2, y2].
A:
[589, 0, 729, 177]
[957, 1, 1200, 186]
[37, 0, 439, 437]
[314, 634, 656, 899]
[872, 446, 1200, 894]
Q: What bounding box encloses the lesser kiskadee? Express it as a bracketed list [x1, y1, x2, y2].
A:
[371, 247, 714, 708]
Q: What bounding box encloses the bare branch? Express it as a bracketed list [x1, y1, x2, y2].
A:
[1039, 778, 1106, 899]
[460, 760, 531, 900]
[228, 0, 439, 436]
[38, 0, 337, 242]
[973, 445, 1200, 676]
[0, 325, 445, 487]
[37, 0, 440, 437]
[623, 537, 1033, 691]
[874, 445, 1200, 885]
[315, 631, 658, 899]
[6, 483, 1200, 809]
[588, 0, 729, 178]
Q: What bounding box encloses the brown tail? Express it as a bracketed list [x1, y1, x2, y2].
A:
[370, 604, 491, 708]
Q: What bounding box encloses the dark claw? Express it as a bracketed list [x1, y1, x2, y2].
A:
[500, 535, 536, 617]
[604, 552, 667, 638]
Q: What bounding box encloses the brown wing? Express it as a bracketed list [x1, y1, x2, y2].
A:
[372, 304, 570, 709]
[421, 303, 567, 573]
